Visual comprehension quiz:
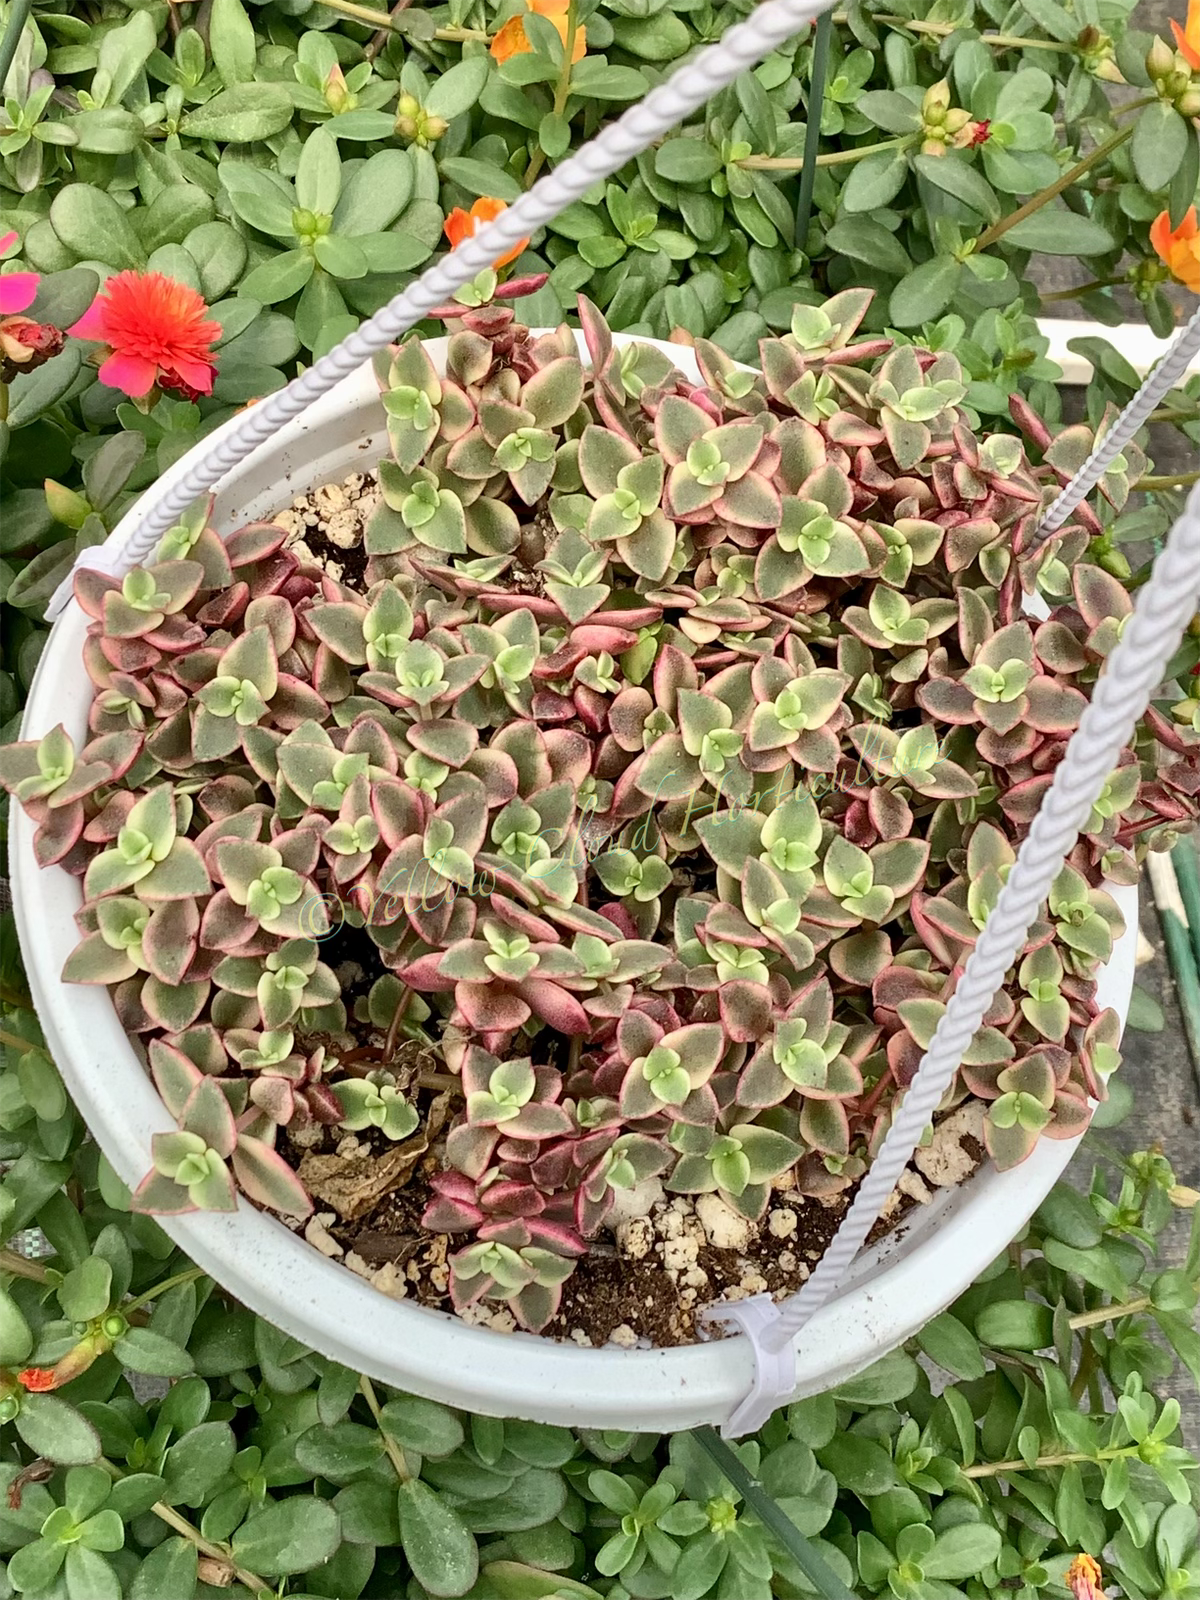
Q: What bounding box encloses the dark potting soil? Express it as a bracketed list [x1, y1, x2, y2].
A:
[274, 470, 379, 590]
[286, 1106, 982, 1347]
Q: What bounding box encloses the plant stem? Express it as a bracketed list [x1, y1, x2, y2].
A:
[0, 0, 33, 92]
[740, 135, 908, 171]
[149, 1499, 268, 1595]
[416, 1070, 461, 1092]
[0, 1247, 49, 1283]
[0, 1026, 49, 1057]
[1138, 470, 1200, 489]
[1149, 407, 1200, 424]
[364, 0, 413, 60]
[359, 1374, 412, 1480]
[124, 1265, 206, 1315]
[524, 0, 579, 188]
[1113, 93, 1160, 119]
[964, 1445, 1134, 1478]
[1068, 1294, 1151, 1329]
[831, 12, 1071, 49]
[973, 124, 1133, 251]
[313, 0, 487, 39]
[384, 986, 413, 1062]
[858, 1062, 894, 1119]
[795, 10, 832, 246]
[1039, 277, 1123, 303]
[1068, 1267, 1196, 1331]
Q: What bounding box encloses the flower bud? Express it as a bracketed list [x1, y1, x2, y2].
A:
[323, 64, 355, 115]
[1169, 1183, 1200, 1207]
[0, 316, 65, 384]
[1098, 546, 1132, 581]
[953, 118, 991, 148]
[944, 107, 971, 134]
[44, 478, 91, 530]
[1178, 85, 1200, 116]
[922, 78, 951, 117]
[394, 92, 422, 140]
[1147, 35, 1175, 81]
[395, 94, 448, 148]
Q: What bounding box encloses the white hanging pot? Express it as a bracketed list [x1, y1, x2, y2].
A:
[10, 334, 1137, 1430]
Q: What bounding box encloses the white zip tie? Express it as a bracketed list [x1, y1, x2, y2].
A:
[36, 0, 1200, 1441]
[1029, 301, 1200, 551]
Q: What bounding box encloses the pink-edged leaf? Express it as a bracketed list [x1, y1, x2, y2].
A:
[719, 981, 772, 1042]
[132, 1169, 206, 1216]
[61, 932, 136, 986]
[456, 982, 532, 1031]
[398, 951, 458, 991]
[182, 1078, 237, 1158]
[515, 978, 590, 1035]
[149, 1039, 205, 1118]
[35, 803, 85, 867]
[232, 1135, 313, 1217]
[142, 899, 200, 987]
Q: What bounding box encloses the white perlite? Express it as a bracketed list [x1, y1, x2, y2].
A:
[914, 1102, 988, 1189]
[695, 1194, 755, 1252]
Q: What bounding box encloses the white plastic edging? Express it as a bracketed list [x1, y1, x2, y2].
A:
[11, 333, 1138, 1431]
[1040, 316, 1200, 385]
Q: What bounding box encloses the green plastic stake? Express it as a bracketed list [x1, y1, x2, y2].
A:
[795, 10, 832, 249]
[690, 1424, 858, 1600]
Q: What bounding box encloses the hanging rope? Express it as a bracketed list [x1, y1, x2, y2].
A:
[1027, 302, 1200, 551]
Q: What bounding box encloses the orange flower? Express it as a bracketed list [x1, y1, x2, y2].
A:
[17, 1367, 61, 1392]
[1151, 206, 1200, 291]
[1067, 1555, 1104, 1600]
[17, 1334, 107, 1393]
[490, 0, 586, 66]
[1172, 0, 1200, 70]
[443, 197, 529, 270]
[69, 271, 219, 400]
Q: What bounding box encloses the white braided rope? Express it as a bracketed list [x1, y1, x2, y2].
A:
[1029, 300, 1200, 550]
[45, 0, 834, 618]
[712, 479, 1200, 1434]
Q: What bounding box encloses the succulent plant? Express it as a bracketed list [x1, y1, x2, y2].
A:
[5, 290, 1197, 1337]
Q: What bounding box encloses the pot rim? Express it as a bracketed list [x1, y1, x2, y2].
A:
[9, 332, 1138, 1429]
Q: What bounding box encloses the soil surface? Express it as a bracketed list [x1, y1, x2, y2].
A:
[282, 1094, 986, 1348]
[274, 470, 380, 588]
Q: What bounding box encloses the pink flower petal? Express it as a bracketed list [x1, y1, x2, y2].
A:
[97, 352, 158, 397]
[0, 230, 17, 257]
[68, 300, 109, 340]
[0, 272, 39, 315]
[168, 357, 217, 395]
